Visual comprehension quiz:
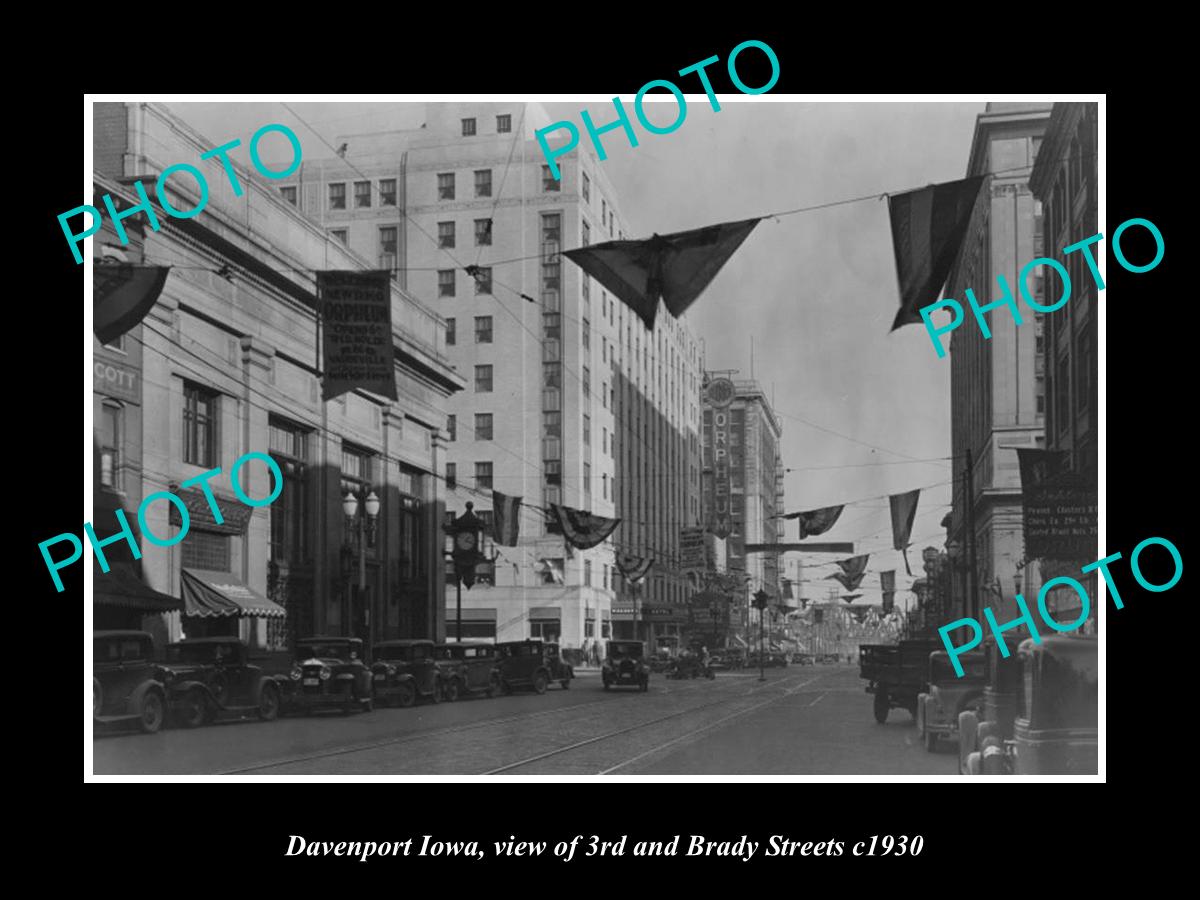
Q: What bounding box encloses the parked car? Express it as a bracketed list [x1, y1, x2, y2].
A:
[93, 631, 169, 734]
[666, 653, 715, 680]
[859, 638, 942, 723]
[966, 634, 1097, 775]
[162, 637, 282, 727]
[281, 636, 373, 715]
[432, 642, 501, 701]
[791, 653, 815, 666]
[915, 649, 985, 752]
[958, 634, 1029, 775]
[542, 642, 575, 689]
[496, 639, 553, 694]
[372, 639, 443, 707]
[602, 640, 649, 691]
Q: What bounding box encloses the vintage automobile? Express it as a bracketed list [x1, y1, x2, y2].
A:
[281, 636, 374, 715]
[162, 637, 282, 727]
[966, 634, 1098, 775]
[791, 653, 815, 666]
[432, 642, 501, 701]
[602, 640, 649, 691]
[666, 652, 715, 680]
[915, 649, 985, 752]
[859, 638, 942, 724]
[542, 642, 575, 689]
[495, 639, 554, 694]
[93, 630, 170, 734]
[958, 634, 1027, 775]
[372, 639, 444, 707]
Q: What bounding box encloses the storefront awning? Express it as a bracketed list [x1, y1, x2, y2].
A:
[181, 568, 285, 618]
[94, 562, 183, 613]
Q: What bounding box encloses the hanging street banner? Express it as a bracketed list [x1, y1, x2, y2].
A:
[679, 527, 706, 571]
[318, 270, 398, 402]
[94, 263, 171, 346]
[1017, 448, 1098, 559]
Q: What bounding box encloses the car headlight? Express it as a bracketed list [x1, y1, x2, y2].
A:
[290, 667, 302, 680]
[320, 667, 332, 681]
[386, 664, 396, 675]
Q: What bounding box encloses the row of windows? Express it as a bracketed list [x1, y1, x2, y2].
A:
[438, 267, 492, 297]
[461, 114, 511, 137]
[445, 461, 493, 489]
[438, 166, 559, 200]
[446, 413, 495, 442]
[444, 316, 492, 346]
[322, 179, 398, 211]
[437, 218, 493, 249]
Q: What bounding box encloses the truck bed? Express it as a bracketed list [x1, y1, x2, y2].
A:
[859, 639, 940, 688]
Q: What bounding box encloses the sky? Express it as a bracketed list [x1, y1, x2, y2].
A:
[173, 98, 985, 606]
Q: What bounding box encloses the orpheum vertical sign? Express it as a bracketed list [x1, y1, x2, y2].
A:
[317, 270, 398, 402]
[705, 377, 736, 539]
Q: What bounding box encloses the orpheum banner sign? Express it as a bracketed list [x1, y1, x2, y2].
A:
[704, 377, 736, 539]
[318, 270, 398, 402]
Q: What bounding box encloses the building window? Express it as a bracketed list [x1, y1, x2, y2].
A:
[99, 402, 122, 489]
[543, 312, 561, 339]
[328, 183, 346, 210]
[446, 462, 457, 489]
[1036, 374, 1045, 415]
[582, 366, 590, 398]
[103, 334, 126, 353]
[583, 414, 591, 446]
[379, 226, 397, 257]
[462, 118, 476, 137]
[582, 220, 590, 246]
[602, 382, 608, 410]
[447, 415, 456, 441]
[330, 228, 348, 245]
[602, 427, 607, 454]
[379, 179, 397, 206]
[438, 269, 455, 298]
[438, 172, 455, 200]
[474, 315, 493, 344]
[1056, 354, 1070, 436]
[268, 417, 310, 565]
[543, 165, 560, 192]
[279, 186, 297, 206]
[582, 171, 590, 202]
[584, 559, 592, 586]
[354, 180, 372, 208]
[1076, 329, 1092, 415]
[475, 169, 492, 198]
[584, 462, 591, 499]
[475, 413, 493, 440]
[473, 266, 492, 294]
[583, 317, 590, 349]
[475, 462, 493, 489]
[438, 221, 455, 249]
[602, 472, 608, 500]
[182, 529, 230, 572]
[445, 317, 456, 345]
[544, 411, 561, 437]
[474, 218, 493, 246]
[496, 114, 512, 133]
[183, 382, 218, 467]
[543, 361, 561, 388]
[602, 199, 607, 227]
[475, 365, 493, 393]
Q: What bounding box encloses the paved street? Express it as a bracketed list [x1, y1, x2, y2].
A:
[92, 665, 954, 775]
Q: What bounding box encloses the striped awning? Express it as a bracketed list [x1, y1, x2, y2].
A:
[181, 568, 285, 618]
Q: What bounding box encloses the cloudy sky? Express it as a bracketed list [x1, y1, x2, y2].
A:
[175, 98, 985, 605]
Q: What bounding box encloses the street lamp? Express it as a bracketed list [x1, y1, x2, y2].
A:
[753, 588, 769, 682]
[341, 485, 380, 644]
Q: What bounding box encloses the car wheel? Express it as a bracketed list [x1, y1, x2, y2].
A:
[873, 689, 889, 724]
[561, 679, 570, 690]
[93, 679, 103, 718]
[444, 678, 460, 703]
[178, 689, 208, 729]
[533, 673, 548, 695]
[500, 679, 513, 696]
[486, 675, 498, 698]
[430, 682, 443, 704]
[640, 677, 649, 693]
[139, 690, 165, 734]
[397, 682, 417, 709]
[602, 676, 611, 691]
[258, 683, 280, 721]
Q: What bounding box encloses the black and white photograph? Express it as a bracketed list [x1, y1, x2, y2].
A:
[75, 94, 1112, 782]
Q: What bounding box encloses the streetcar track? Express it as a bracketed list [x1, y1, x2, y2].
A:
[481, 673, 819, 775]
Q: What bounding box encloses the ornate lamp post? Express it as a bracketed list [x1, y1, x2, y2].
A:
[341, 485, 380, 644]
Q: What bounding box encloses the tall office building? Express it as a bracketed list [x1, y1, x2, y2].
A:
[946, 103, 1052, 623]
[291, 103, 703, 650]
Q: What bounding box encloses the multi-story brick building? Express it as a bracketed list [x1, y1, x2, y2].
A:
[91, 102, 463, 648]
[287, 103, 703, 652]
